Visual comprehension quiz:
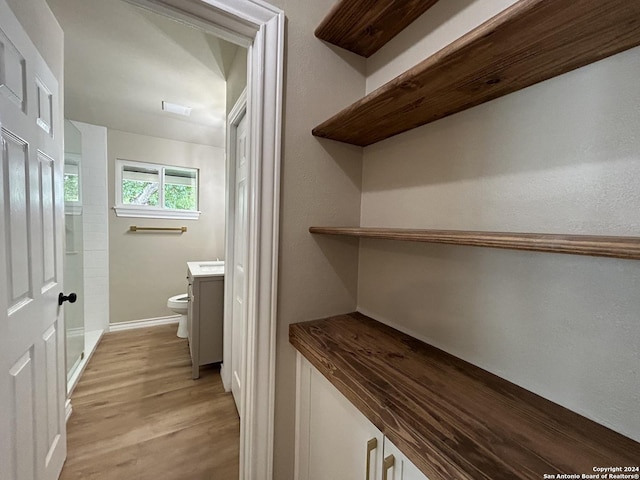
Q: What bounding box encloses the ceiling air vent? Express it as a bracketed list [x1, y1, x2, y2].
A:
[162, 101, 191, 117]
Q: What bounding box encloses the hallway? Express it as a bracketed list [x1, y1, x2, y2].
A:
[61, 325, 239, 480]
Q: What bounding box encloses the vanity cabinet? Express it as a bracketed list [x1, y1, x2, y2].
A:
[295, 355, 427, 480]
[187, 263, 224, 379]
[290, 313, 640, 480]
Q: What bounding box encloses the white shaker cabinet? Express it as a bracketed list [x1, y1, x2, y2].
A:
[295, 355, 428, 480]
[382, 437, 428, 480]
[291, 314, 640, 479]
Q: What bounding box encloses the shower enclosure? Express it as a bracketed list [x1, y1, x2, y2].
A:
[64, 120, 85, 387]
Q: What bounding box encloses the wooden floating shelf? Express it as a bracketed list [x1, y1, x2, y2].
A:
[290, 313, 640, 480]
[309, 226, 640, 260]
[313, 0, 640, 146]
[315, 0, 439, 58]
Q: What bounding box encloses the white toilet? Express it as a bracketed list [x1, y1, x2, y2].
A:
[167, 293, 188, 338]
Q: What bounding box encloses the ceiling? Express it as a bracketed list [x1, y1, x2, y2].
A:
[46, 0, 240, 147]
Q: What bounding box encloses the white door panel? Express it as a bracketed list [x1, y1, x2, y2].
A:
[0, 1, 66, 479]
[8, 350, 36, 480]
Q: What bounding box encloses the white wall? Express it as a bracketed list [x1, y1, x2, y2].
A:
[366, 0, 518, 93]
[108, 130, 226, 324]
[358, 7, 640, 442]
[226, 46, 247, 116]
[7, 0, 63, 82]
[72, 121, 109, 333]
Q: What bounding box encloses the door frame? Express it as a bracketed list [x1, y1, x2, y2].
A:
[223, 87, 247, 402]
[123, 1, 283, 479]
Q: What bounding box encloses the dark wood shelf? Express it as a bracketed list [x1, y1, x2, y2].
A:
[315, 0, 439, 58]
[313, 0, 640, 146]
[309, 226, 640, 260]
[290, 312, 640, 480]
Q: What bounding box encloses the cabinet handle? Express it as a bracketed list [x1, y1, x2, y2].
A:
[382, 454, 395, 480]
[365, 438, 377, 480]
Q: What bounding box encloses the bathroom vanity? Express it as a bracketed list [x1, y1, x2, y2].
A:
[187, 261, 224, 379]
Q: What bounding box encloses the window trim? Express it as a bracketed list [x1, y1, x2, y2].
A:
[113, 158, 201, 220]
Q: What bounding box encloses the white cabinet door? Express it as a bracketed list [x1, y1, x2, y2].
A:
[382, 438, 429, 480]
[296, 355, 383, 480]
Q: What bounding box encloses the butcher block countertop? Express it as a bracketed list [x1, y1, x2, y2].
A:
[289, 312, 639, 480]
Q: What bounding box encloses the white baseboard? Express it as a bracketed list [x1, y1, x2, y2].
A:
[109, 315, 180, 332]
[65, 399, 72, 423]
[220, 363, 231, 392]
[67, 329, 105, 396]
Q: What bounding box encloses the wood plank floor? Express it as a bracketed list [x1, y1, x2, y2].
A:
[60, 325, 239, 480]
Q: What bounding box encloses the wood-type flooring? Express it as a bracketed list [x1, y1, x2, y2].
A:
[60, 325, 239, 480]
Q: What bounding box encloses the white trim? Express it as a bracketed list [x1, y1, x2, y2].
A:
[113, 158, 200, 218]
[113, 205, 201, 220]
[222, 87, 247, 393]
[66, 329, 105, 396]
[108, 315, 180, 332]
[220, 363, 230, 391]
[65, 399, 72, 423]
[121, 2, 283, 479]
[64, 205, 83, 216]
[294, 353, 311, 480]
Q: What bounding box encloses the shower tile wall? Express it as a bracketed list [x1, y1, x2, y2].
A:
[73, 120, 110, 333]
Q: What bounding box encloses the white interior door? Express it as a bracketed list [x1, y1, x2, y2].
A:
[231, 110, 248, 414]
[0, 1, 66, 479]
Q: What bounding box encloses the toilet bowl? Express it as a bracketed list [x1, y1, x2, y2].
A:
[167, 293, 188, 338]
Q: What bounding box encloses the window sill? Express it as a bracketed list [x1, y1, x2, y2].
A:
[65, 205, 83, 216]
[113, 205, 201, 220]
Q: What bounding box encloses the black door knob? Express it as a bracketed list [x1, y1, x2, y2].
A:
[58, 292, 77, 306]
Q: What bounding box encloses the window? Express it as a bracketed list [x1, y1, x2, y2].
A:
[64, 154, 82, 215]
[64, 160, 80, 203]
[114, 159, 200, 219]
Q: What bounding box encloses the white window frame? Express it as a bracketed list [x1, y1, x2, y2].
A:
[113, 158, 201, 220]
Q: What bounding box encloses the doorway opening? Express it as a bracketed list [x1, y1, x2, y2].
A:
[50, 0, 283, 478]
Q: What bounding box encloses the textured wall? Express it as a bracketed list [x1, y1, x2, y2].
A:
[108, 130, 225, 323]
[268, 0, 365, 478]
[366, 0, 518, 93]
[358, 21, 640, 442]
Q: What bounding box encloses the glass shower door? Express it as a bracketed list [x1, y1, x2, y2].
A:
[64, 120, 85, 385]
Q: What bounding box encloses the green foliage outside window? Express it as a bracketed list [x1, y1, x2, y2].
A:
[122, 180, 159, 206]
[119, 161, 198, 212]
[64, 174, 79, 202]
[164, 184, 197, 210]
[122, 180, 196, 210]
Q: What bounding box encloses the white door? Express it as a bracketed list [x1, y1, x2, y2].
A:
[231, 110, 248, 414]
[0, 2, 66, 480]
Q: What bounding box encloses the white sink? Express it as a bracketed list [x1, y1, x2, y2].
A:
[188, 261, 225, 277]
